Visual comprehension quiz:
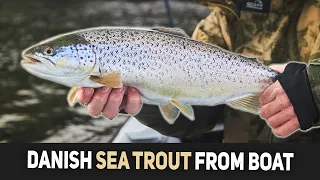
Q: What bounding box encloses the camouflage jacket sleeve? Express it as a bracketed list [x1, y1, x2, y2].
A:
[298, 2, 320, 126]
[306, 57, 320, 126]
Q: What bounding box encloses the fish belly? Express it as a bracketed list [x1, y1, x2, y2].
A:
[133, 83, 259, 107]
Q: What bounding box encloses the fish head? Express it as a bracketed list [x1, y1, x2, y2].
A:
[21, 33, 96, 87]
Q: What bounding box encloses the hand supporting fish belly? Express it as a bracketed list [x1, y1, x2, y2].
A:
[21, 26, 278, 125]
[72, 86, 142, 120]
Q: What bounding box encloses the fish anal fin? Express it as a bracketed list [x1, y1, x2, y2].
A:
[152, 27, 189, 37]
[158, 103, 180, 125]
[89, 73, 123, 88]
[225, 94, 261, 114]
[67, 86, 81, 107]
[170, 99, 195, 121]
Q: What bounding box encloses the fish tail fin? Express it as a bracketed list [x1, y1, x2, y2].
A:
[225, 94, 261, 114]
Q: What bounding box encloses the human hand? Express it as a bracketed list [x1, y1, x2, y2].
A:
[77, 86, 142, 120]
[259, 63, 300, 137]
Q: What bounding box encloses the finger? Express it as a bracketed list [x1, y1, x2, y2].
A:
[125, 87, 141, 115]
[87, 87, 112, 116]
[260, 93, 291, 119]
[266, 106, 296, 128]
[260, 81, 281, 105]
[78, 88, 94, 105]
[273, 117, 300, 137]
[269, 63, 287, 73]
[102, 86, 127, 120]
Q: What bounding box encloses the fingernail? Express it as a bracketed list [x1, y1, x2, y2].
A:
[85, 88, 92, 96]
[101, 87, 111, 93]
[130, 87, 136, 92]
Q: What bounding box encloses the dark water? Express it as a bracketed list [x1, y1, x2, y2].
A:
[0, 0, 210, 142]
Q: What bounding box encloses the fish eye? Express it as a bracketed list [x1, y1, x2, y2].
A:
[44, 46, 54, 56]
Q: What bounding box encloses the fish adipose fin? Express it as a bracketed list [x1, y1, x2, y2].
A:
[225, 94, 261, 114]
[151, 27, 189, 37]
[158, 103, 181, 124]
[89, 73, 123, 88]
[170, 99, 195, 121]
[67, 86, 81, 107]
[241, 54, 264, 64]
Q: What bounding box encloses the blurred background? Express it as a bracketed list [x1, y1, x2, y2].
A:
[0, 0, 211, 142]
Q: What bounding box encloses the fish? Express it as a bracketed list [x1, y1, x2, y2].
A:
[20, 26, 278, 124]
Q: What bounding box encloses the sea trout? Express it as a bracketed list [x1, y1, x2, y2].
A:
[21, 26, 278, 124]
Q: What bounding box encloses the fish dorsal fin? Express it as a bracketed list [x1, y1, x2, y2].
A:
[170, 99, 195, 121]
[158, 103, 181, 124]
[225, 94, 261, 114]
[67, 86, 81, 107]
[89, 73, 123, 88]
[151, 27, 189, 37]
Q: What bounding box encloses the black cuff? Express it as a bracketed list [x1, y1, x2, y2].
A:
[277, 62, 319, 131]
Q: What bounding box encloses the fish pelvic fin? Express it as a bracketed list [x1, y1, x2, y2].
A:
[158, 103, 180, 125]
[89, 73, 123, 88]
[67, 86, 81, 107]
[225, 94, 261, 114]
[170, 99, 195, 121]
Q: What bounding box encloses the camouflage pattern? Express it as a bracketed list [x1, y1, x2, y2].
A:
[192, 0, 320, 142]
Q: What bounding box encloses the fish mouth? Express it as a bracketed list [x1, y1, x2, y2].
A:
[21, 54, 42, 64]
[20, 53, 60, 81]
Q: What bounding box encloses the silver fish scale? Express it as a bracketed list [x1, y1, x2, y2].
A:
[76, 28, 277, 101]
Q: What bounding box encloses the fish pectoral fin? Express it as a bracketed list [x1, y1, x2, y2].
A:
[225, 94, 261, 114]
[158, 103, 181, 125]
[67, 86, 81, 107]
[89, 73, 123, 88]
[151, 27, 189, 37]
[170, 99, 195, 121]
